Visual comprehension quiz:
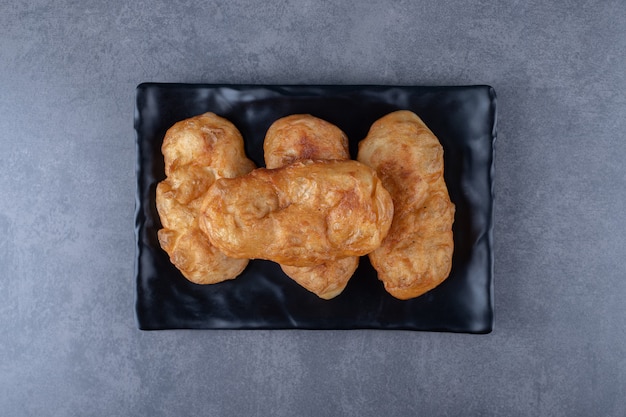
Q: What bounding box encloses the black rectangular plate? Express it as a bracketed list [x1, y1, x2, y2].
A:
[134, 83, 496, 333]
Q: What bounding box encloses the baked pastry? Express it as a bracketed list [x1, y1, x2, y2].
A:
[199, 159, 394, 267]
[264, 114, 350, 169]
[357, 110, 455, 299]
[264, 114, 359, 299]
[156, 112, 255, 284]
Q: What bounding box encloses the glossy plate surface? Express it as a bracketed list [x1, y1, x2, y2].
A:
[134, 83, 496, 332]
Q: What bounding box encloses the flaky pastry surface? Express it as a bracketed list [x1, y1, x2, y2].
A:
[358, 110, 455, 299]
[199, 159, 393, 267]
[264, 114, 358, 299]
[264, 114, 350, 169]
[280, 257, 360, 300]
[156, 112, 255, 284]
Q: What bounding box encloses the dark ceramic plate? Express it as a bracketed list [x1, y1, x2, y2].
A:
[134, 83, 496, 333]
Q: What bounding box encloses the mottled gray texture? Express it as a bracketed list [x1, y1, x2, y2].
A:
[1, 0, 624, 415]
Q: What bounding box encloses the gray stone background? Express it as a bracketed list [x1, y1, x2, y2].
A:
[1, 1, 625, 416]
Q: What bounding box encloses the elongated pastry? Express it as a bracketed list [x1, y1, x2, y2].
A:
[357, 110, 455, 299]
[156, 112, 255, 284]
[264, 114, 359, 299]
[199, 159, 393, 267]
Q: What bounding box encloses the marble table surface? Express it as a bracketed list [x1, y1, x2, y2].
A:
[1, 1, 624, 416]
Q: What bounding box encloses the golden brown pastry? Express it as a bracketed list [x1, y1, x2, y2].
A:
[156, 112, 256, 284]
[263, 114, 358, 299]
[279, 259, 359, 299]
[357, 110, 455, 299]
[199, 159, 394, 267]
[263, 114, 350, 169]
